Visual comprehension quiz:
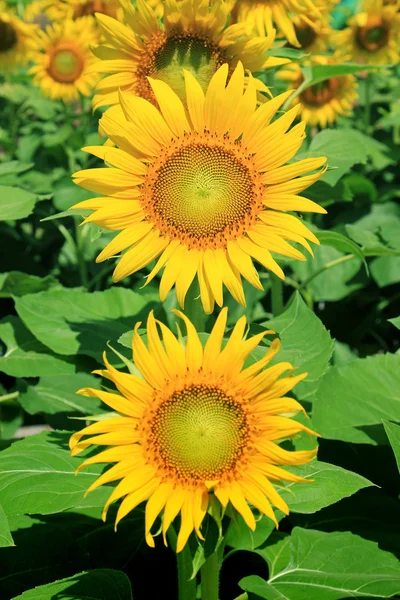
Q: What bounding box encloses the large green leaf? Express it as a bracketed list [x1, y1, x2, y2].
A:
[292, 245, 362, 302]
[18, 374, 106, 418]
[301, 129, 390, 186]
[0, 503, 14, 548]
[0, 186, 38, 221]
[0, 431, 110, 517]
[0, 316, 74, 377]
[279, 461, 373, 513]
[240, 528, 400, 599]
[313, 353, 400, 444]
[0, 272, 59, 297]
[14, 287, 158, 361]
[383, 421, 400, 472]
[266, 293, 333, 400]
[316, 230, 366, 268]
[11, 569, 132, 600]
[370, 256, 400, 288]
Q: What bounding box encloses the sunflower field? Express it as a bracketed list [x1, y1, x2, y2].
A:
[0, 0, 400, 598]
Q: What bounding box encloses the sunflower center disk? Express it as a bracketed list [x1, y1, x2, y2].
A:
[0, 20, 18, 53]
[150, 385, 249, 481]
[151, 34, 226, 98]
[301, 78, 339, 106]
[293, 24, 317, 49]
[356, 19, 389, 51]
[149, 143, 256, 246]
[73, 0, 117, 19]
[48, 45, 84, 83]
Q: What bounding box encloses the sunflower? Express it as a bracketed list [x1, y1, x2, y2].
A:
[72, 63, 326, 313]
[70, 309, 317, 552]
[88, 0, 288, 111]
[334, 0, 400, 65]
[286, 14, 334, 54]
[232, 0, 323, 47]
[279, 58, 359, 128]
[0, 9, 38, 72]
[29, 18, 99, 103]
[24, 0, 55, 29]
[55, 0, 123, 21]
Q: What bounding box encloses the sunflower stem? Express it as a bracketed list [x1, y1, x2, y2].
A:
[364, 73, 372, 132]
[184, 280, 207, 332]
[74, 220, 89, 289]
[167, 527, 197, 600]
[270, 274, 284, 316]
[201, 549, 221, 600]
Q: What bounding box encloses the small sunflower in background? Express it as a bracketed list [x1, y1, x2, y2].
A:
[334, 0, 400, 65]
[29, 18, 99, 102]
[286, 14, 335, 54]
[279, 58, 359, 128]
[232, 0, 323, 47]
[71, 63, 326, 313]
[24, 0, 55, 29]
[70, 309, 318, 552]
[0, 7, 38, 72]
[56, 0, 123, 21]
[88, 0, 288, 111]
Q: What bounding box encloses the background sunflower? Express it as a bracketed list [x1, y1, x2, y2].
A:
[29, 17, 99, 102]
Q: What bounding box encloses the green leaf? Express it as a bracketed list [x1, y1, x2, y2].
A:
[18, 374, 106, 418]
[279, 461, 373, 513]
[240, 528, 400, 599]
[292, 63, 387, 102]
[382, 421, 400, 472]
[0, 161, 33, 177]
[388, 316, 400, 330]
[0, 272, 60, 297]
[316, 230, 366, 270]
[300, 129, 390, 186]
[14, 287, 158, 361]
[313, 353, 400, 444]
[42, 124, 73, 148]
[0, 431, 111, 517]
[256, 532, 291, 580]
[266, 293, 333, 400]
[0, 316, 74, 377]
[0, 186, 38, 221]
[52, 177, 97, 211]
[292, 245, 363, 302]
[0, 503, 14, 547]
[370, 256, 400, 288]
[225, 513, 279, 551]
[11, 569, 133, 600]
[0, 401, 23, 440]
[346, 224, 400, 258]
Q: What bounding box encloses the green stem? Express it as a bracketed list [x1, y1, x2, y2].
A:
[297, 254, 356, 292]
[365, 73, 371, 132]
[0, 391, 19, 403]
[270, 273, 284, 316]
[201, 550, 221, 600]
[75, 220, 89, 289]
[167, 527, 197, 600]
[184, 280, 207, 331]
[233, 594, 248, 600]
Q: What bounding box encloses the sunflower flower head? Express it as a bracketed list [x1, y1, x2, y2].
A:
[0, 8, 38, 72]
[70, 309, 318, 552]
[333, 0, 400, 65]
[278, 57, 359, 128]
[232, 0, 324, 47]
[29, 18, 100, 102]
[286, 14, 334, 54]
[88, 0, 287, 110]
[72, 63, 327, 313]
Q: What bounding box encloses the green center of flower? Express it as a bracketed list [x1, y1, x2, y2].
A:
[151, 33, 227, 99]
[150, 143, 256, 243]
[356, 19, 389, 51]
[0, 20, 18, 53]
[48, 45, 84, 83]
[151, 384, 248, 480]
